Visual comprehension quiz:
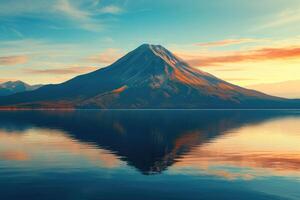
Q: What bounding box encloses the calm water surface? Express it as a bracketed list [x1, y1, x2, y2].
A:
[0, 110, 299, 200]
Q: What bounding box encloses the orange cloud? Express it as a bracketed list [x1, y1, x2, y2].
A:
[195, 38, 263, 47]
[86, 48, 122, 64]
[0, 151, 29, 161]
[25, 66, 98, 75]
[0, 78, 17, 83]
[0, 55, 28, 66]
[186, 46, 300, 67]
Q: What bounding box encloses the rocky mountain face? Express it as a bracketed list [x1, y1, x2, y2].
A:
[0, 44, 299, 109]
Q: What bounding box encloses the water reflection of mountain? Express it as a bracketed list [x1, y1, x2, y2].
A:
[0, 110, 298, 174]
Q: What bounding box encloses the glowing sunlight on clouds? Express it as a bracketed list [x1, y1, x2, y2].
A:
[195, 38, 266, 48]
[0, 55, 28, 66]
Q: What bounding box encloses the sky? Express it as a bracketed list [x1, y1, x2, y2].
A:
[0, 0, 300, 98]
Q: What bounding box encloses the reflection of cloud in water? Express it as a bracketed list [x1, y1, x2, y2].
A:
[0, 110, 299, 176]
[0, 128, 122, 168]
[0, 151, 29, 161]
[171, 117, 300, 180]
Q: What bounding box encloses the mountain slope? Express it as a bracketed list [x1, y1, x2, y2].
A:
[0, 44, 299, 109]
[0, 81, 43, 96]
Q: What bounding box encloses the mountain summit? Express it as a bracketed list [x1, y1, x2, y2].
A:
[0, 44, 299, 109]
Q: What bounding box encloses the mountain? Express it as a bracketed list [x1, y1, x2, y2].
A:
[0, 44, 299, 109]
[0, 110, 297, 174]
[0, 81, 43, 97]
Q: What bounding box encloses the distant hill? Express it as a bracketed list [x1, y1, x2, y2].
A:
[0, 44, 299, 109]
[0, 81, 43, 96]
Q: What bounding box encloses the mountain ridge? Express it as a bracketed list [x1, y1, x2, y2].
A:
[0, 81, 43, 97]
[0, 44, 299, 109]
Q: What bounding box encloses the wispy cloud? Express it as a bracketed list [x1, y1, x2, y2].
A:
[55, 0, 91, 20]
[0, 151, 29, 161]
[255, 7, 300, 30]
[86, 48, 122, 64]
[25, 66, 98, 75]
[213, 67, 245, 72]
[0, 0, 124, 31]
[99, 5, 123, 14]
[53, 0, 103, 31]
[184, 46, 300, 67]
[195, 38, 265, 48]
[0, 55, 28, 66]
[226, 78, 255, 82]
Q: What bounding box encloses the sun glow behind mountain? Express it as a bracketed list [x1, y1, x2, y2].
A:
[0, 0, 300, 98]
[0, 44, 299, 109]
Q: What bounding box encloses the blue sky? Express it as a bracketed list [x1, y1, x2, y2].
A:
[0, 0, 300, 97]
[1, 0, 299, 44]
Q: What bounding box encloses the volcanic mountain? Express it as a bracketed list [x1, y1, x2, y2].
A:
[0, 44, 299, 109]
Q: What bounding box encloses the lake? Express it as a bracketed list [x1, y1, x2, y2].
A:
[0, 110, 299, 200]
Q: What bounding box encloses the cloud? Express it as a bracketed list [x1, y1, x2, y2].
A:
[53, 0, 104, 31]
[0, 0, 124, 32]
[225, 78, 255, 82]
[99, 5, 123, 14]
[212, 67, 245, 72]
[0, 78, 17, 83]
[255, 7, 300, 30]
[86, 48, 122, 64]
[0, 0, 44, 16]
[0, 151, 29, 161]
[55, 0, 90, 21]
[247, 80, 300, 99]
[185, 46, 300, 67]
[195, 38, 264, 47]
[25, 66, 98, 75]
[1, 26, 24, 38]
[0, 55, 28, 66]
